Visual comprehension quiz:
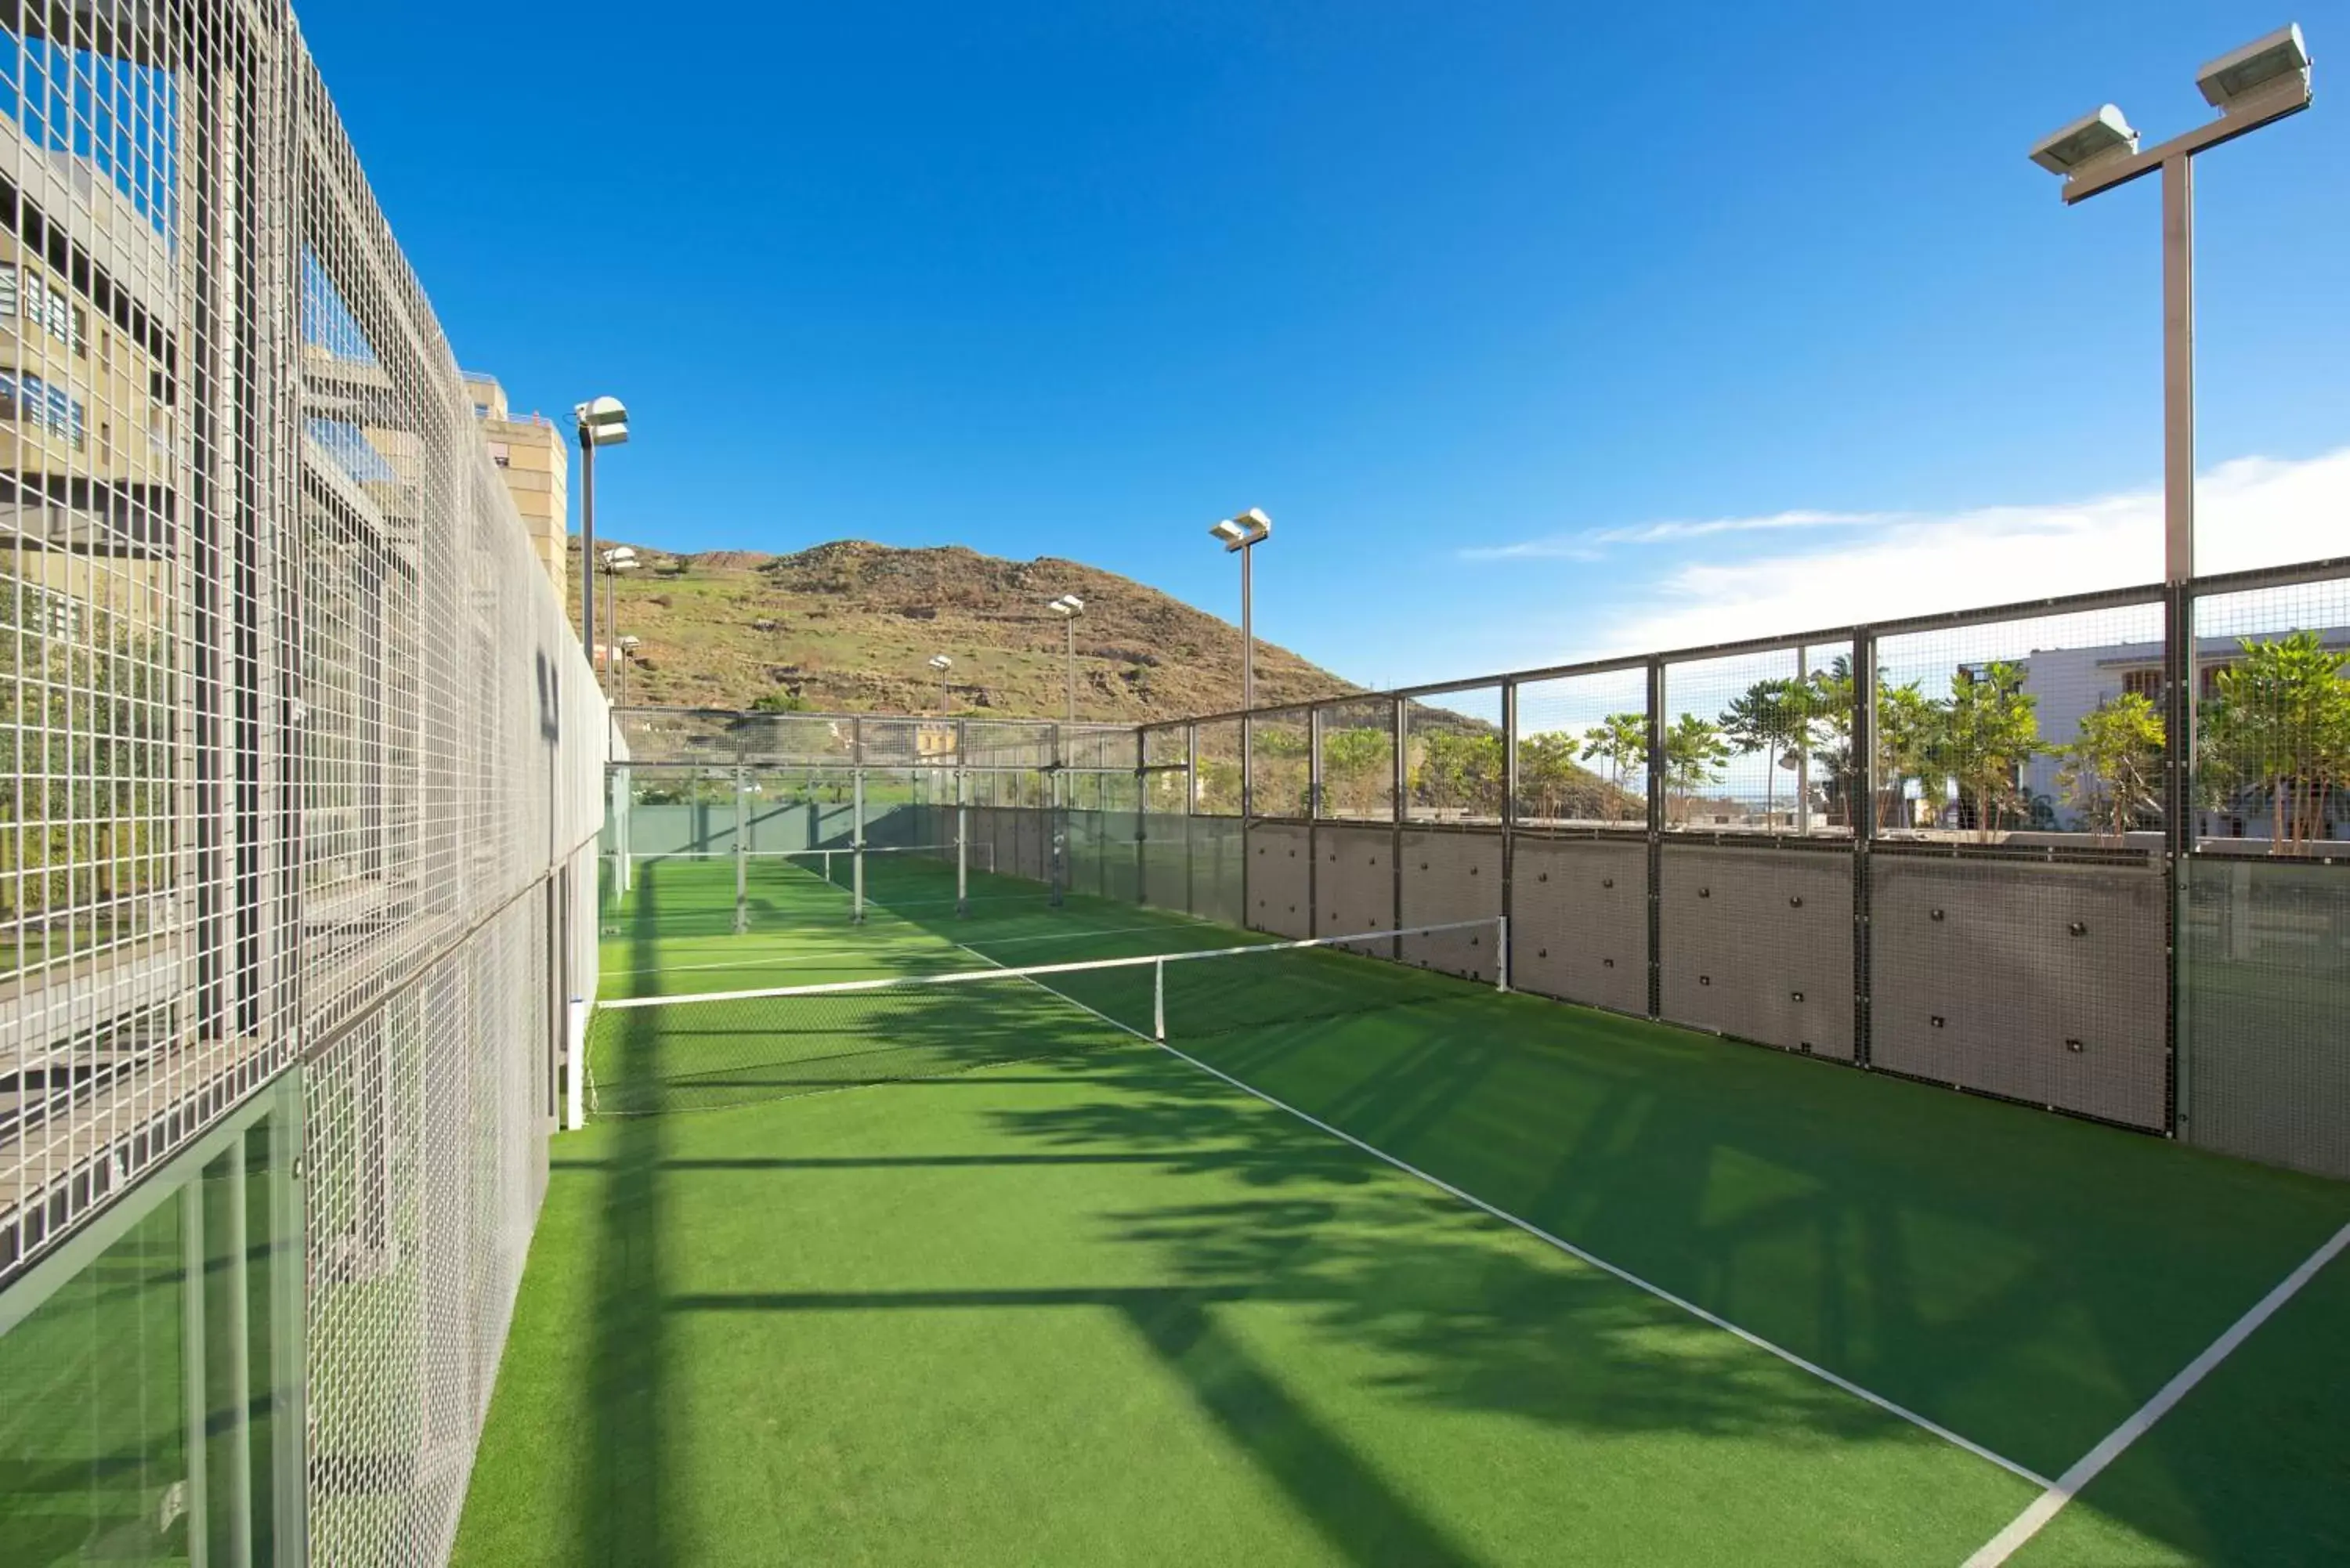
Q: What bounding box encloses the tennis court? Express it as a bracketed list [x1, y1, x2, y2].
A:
[455, 848, 2350, 1566]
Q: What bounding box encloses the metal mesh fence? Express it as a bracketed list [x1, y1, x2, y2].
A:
[0, 9, 606, 1567]
[1405, 687, 1504, 824]
[1514, 667, 1648, 827]
[1662, 642, 1854, 835]
[1316, 697, 1394, 821]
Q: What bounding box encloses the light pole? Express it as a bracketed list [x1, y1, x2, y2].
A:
[928, 653, 953, 714]
[2028, 23, 2312, 585]
[1047, 594, 1085, 723]
[573, 395, 629, 689]
[1208, 509, 1271, 710]
[1209, 508, 1272, 828]
[615, 635, 641, 706]
[602, 546, 638, 702]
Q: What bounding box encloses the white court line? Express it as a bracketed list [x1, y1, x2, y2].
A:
[951, 938, 2055, 1494]
[1961, 1219, 2350, 1567]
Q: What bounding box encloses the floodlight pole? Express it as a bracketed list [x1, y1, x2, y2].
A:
[578, 429, 598, 676]
[1065, 612, 1078, 723]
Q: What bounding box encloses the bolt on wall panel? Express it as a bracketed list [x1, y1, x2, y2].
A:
[1248, 822, 1314, 938]
[1867, 853, 2167, 1129]
[1658, 844, 1855, 1059]
[1400, 829, 1503, 981]
[1317, 824, 1398, 936]
[1510, 838, 1650, 1016]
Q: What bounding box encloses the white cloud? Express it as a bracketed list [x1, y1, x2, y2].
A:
[1558, 447, 2350, 661]
[1460, 507, 1884, 560]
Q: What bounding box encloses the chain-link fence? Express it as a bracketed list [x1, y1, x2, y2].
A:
[1, 9, 606, 1566]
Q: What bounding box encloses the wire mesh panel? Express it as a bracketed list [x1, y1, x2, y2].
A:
[1316, 698, 1396, 821]
[1658, 843, 1854, 1059]
[1247, 709, 1311, 820]
[1399, 829, 1502, 979]
[1188, 815, 1245, 929]
[1873, 598, 2167, 842]
[1662, 643, 1855, 835]
[1514, 668, 1649, 828]
[1510, 836, 1650, 1016]
[2178, 858, 2350, 1178]
[1246, 822, 1312, 938]
[1867, 850, 2167, 1128]
[1316, 823, 1397, 936]
[1194, 719, 1242, 816]
[2188, 573, 2350, 851]
[1405, 687, 1504, 824]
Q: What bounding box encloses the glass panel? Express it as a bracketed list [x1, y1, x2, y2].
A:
[1404, 686, 1505, 824]
[2189, 574, 2350, 854]
[1317, 698, 1395, 821]
[1514, 667, 1649, 827]
[1663, 641, 1855, 834]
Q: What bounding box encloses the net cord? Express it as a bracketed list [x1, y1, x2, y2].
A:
[602, 917, 1505, 1011]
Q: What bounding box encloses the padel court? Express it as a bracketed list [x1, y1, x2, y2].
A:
[453, 851, 2350, 1566]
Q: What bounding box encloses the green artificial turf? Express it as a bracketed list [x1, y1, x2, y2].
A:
[450, 860, 2350, 1566]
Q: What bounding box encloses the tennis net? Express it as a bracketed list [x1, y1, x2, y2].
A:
[584, 918, 1506, 1115]
[601, 842, 1002, 934]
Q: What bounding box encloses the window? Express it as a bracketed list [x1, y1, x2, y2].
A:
[487, 441, 510, 468]
[472, 403, 490, 419]
[0, 265, 81, 351]
[2122, 669, 2162, 700]
[100, 421, 113, 467]
[0, 370, 87, 446]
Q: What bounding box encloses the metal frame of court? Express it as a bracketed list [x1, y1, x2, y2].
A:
[609, 551, 2350, 1187]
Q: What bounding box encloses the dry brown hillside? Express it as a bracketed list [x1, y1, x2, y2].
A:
[573, 538, 1359, 721]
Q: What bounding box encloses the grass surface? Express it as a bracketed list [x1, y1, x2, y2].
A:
[452, 858, 2350, 1566]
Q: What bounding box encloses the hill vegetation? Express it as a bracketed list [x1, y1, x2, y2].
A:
[573, 538, 1358, 721]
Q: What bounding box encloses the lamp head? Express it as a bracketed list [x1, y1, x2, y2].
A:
[2197, 24, 2311, 112]
[1209, 507, 1272, 551]
[573, 395, 630, 447]
[2028, 104, 2140, 177]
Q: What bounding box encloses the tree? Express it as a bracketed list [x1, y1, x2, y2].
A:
[1320, 725, 1393, 817]
[1580, 713, 1647, 822]
[750, 690, 808, 713]
[1873, 680, 1943, 831]
[1413, 728, 1504, 820]
[2056, 693, 2164, 841]
[2199, 632, 2350, 853]
[1719, 677, 1810, 828]
[1662, 714, 1730, 825]
[1518, 731, 1622, 822]
[1931, 660, 2040, 841]
[1799, 657, 1859, 826]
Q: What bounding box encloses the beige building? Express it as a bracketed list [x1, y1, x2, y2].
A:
[463, 370, 569, 610]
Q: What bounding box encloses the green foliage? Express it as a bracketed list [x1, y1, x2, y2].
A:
[2057, 693, 2165, 841]
[1719, 677, 1812, 826]
[1931, 661, 2039, 840]
[750, 691, 809, 713]
[1579, 713, 1647, 823]
[1517, 731, 1625, 822]
[1662, 714, 1730, 824]
[1873, 680, 1944, 831]
[1319, 725, 1394, 817]
[1411, 728, 1504, 819]
[2199, 631, 2350, 853]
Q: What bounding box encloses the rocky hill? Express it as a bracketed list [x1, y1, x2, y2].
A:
[570, 538, 1359, 721]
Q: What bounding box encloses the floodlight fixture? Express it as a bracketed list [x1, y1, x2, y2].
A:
[573, 395, 630, 447]
[928, 654, 953, 671]
[2027, 104, 2140, 176]
[1209, 507, 1271, 552]
[2198, 23, 2311, 110]
[1047, 594, 1085, 616]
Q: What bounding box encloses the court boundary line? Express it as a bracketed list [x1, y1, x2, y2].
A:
[950, 936, 2056, 1494]
[1959, 1218, 2350, 1566]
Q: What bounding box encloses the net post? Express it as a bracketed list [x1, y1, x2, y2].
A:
[1154, 958, 1166, 1042]
[566, 995, 588, 1131]
[1495, 916, 1509, 994]
[734, 766, 749, 935]
[956, 721, 970, 917]
[853, 766, 868, 923]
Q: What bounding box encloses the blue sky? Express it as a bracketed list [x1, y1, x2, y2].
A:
[299, 3, 2348, 688]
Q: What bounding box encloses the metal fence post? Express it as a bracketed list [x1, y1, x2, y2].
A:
[733, 765, 749, 936]
[2164, 580, 2195, 1137]
[956, 719, 970, 918]
[1307, 705, 1325, 934]
[852, 766, 866, 923]
[1501, 677, 1518, 994]
[1852, 629, 1878, 1068]
[1646, 658, 1665, 1019]
[1392, 694, 1408, 959]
